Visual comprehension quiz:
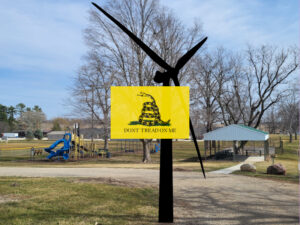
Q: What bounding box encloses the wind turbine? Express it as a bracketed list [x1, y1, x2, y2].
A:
[92, 2, 207, 222]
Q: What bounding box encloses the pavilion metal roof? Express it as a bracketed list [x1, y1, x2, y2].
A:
[203, 124, 269, 141]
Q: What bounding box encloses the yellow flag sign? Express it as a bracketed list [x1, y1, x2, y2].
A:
[111, 86, 189, 139]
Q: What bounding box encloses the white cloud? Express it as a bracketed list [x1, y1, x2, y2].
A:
[161, 0, 299, 50]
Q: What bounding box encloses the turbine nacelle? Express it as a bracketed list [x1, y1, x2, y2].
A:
[154, 70, 177, 84]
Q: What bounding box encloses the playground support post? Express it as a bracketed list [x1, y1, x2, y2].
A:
[74, 123, 80, 160]
[31, 147, 34, 160]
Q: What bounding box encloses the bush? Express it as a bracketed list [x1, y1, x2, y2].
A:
[25, 130, 34, 140]
[34, 129, 43, 140]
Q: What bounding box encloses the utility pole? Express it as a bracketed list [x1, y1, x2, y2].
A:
[91, 84, 94, 143]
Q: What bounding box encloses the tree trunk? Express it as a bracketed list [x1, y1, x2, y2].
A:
[295, 132, 297, 140]
[103, 125, 109, 150]
[233, 141, 239, 154]
[141, 139, 152, 163]
[289, 132, 292, 143]
[104, 136, 108, 150]
[239, 141, 248, 154]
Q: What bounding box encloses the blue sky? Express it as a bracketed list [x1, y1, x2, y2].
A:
[0, 0, 298, 119]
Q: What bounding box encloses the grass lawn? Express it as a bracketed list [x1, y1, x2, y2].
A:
[0, 140, 54, 150]
[0, 140, 237, 172]
[0, 177, 158, 225]
[234, 135, 299, 183]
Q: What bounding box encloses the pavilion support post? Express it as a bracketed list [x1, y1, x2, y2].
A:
[264, 140, 269, 161]
[217, 141, 220, 152]
[241, 141, 245, 155]
[213, 141, 216, 159]
[232, 141, 234, 161]
[232, 141, 238, 161]
[209, 141, 212, 157]
[204, 141, 207, 160]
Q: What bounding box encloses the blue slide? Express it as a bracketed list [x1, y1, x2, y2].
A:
[151, 143, 161, 154]
[44, 133, 72, 160]
[155, 143, 160, 153]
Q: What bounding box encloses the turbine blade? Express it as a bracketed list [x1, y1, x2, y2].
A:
[91, 2, 172, 71]
[175, 37, 207, 71]
[189, 118, 206, 178]
[172, 76, 206, 178]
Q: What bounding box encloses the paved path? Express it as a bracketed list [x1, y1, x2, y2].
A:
[0, 167, 298, 224]
[211, 156, 264, 174]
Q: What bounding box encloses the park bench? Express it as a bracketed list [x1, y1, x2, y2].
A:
[31, 148, 43, 156]
[215, 149, 233, 160]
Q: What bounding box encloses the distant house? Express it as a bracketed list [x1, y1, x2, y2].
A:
[2, 133, 18, 138]
[47, 131, 66, 140]
[80, 128, 108, 139]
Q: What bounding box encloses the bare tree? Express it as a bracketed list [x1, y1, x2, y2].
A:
[217, 45, 299, 128]
[19, 110, 46, 131]
[278, 83, 299, 142]
[190, 48, 232, 132]
[151, 10, 204, 84]
[51, 117, 71, 131]
[263, 105, 280, 134]
[82, 0, 204, 162]
[72, 51, 118, 149]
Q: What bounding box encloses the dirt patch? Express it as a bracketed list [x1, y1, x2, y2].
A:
[71, 177, 157, 189]
[0, 195, 20, 204]
[173, 167, 199, 172]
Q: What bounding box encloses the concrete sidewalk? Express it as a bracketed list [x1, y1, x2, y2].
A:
[209, 156, 264, 174]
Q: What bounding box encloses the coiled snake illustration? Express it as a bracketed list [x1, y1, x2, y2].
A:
[137, 92, 170, 126]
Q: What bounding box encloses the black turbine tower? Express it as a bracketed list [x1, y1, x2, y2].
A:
[92, 2, 207, 223]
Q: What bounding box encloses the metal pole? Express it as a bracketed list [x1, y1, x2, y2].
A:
[159, 79, 173, 223]
[159, 139, 173, 222]
[91, 85, 94, 143]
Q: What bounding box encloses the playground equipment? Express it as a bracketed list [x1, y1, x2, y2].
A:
[151, 143, 160, 154]
[44, 123, 99, 160]
[44, 133, 72, 160]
